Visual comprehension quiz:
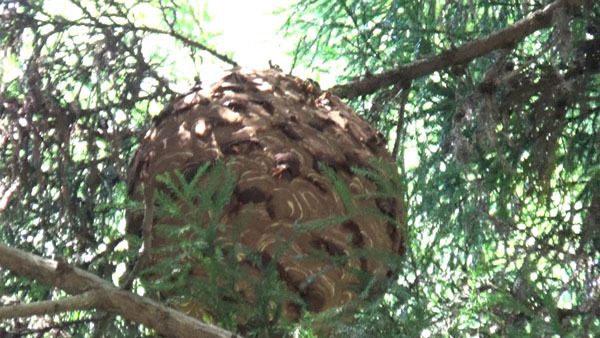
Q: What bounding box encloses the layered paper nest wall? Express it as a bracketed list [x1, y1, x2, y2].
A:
[126, 68, 405, 320]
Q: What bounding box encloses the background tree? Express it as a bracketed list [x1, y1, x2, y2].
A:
[1, 0, 599, 336]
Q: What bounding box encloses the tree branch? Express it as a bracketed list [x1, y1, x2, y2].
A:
[128, 24, 239, 67]
[0, 242, 239, 338]
[5, 318, 100, 337]
[0, 291, 99, 319]
[328, 0, 582, 99]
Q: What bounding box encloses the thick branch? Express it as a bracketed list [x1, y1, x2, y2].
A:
[0, 242, 239, 338]
[0, 291, 99, 319]
[329, 0, 581, 99]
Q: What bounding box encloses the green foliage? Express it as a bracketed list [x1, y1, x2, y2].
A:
[0, 0, 233, 335]
[138, 161, 405, 337]
[138, 162, 299, 336]
[283, 0, 600, 336]
[1, 0, 599, 336]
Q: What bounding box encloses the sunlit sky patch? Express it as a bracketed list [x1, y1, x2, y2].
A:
[2, 1, 344, 95]
[202, 0, 341, 88]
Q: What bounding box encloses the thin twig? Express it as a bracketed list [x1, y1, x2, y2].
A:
[392, 82, 411, 159]
[6, 318, 100, 337]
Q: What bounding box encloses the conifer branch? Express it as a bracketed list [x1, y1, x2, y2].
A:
[329, 0, 582, 99]
[0, 242, 239, 338]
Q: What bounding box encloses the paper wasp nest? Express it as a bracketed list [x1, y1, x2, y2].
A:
[127, 68, 405, 321]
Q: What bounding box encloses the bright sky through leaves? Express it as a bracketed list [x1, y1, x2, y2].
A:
[202, 0, 340, 88]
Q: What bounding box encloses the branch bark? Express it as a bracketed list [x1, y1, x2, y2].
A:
[0, 291, 99, 319]
[328, 0, 582, 99]
[0, 242, 239, 338]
